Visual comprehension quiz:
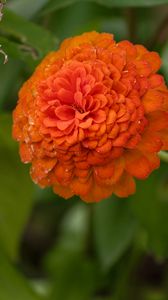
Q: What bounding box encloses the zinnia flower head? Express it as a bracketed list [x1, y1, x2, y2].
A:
[13, 31, 168, 202]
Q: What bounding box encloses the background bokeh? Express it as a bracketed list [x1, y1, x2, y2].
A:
[1, 0, 168, 299]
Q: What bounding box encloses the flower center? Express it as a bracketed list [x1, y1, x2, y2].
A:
[37, 59, 147, 153]
[72, 103, 84, 114]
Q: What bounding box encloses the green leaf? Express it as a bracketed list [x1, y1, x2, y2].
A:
[143, 289, 167, 300]
[47, 250, 98, 300]
[93, 197, 137, 270]
[7, 0, 49, 19]
[130, 165, 168, 258]
[0, 36, 35, 66]
[0, 114, 35, 259]
[162, 42, 168, 80]
[45, 203, 98, 299]
[42, 0, 79, 13]
[0, 249, 41, 300]
[58, 203, 89, 252]
[1, 8, 58, 59]
[47, 1, 101, 40]
[92, 0, 168, 7]
[43, 0, 168, 14]
[0, 59, 22, 109]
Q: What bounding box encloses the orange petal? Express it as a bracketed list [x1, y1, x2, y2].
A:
[55, 163, 73, 184]
[79, 118, 93, 128]
[113, 172, 136, 198]
[112, 53, 126, 72]
[91, 110, 106, 123]
[124, 150, 151, 179]
[12, 106, 26, 140]
[107, 157, 124, 185]
[137, 131, 162, 153]
[158, 129, 168, 150]
[38, 176, 51, 188]
[134, 60, 151, 77]
[148, 74, 164, 88]
[147, 111, 168, 131]
[53, 184, 74, 199]
[113, 132, 130, 147]
[70, 175, 93, 196]
[96, 157, 124, 186]
[31, 157, 57, 182]
[55, 105, 75, 120]
[135, 44, 148, 58]
[75, 160, 90, 170]
[142, 51, 161, 73]
[106, 109, 117, 125]
[82, 180, 113, 203]
[118, 40, 137, 61]
[57, 119, 74, 130]
[60, 31, 99, 51]
[125, 133, 141, 149]
[95, 32, 115, 48]
[142, 90, 164, 113]
[109, 147, 124, 159]
[75, 168, 89, 178]
[19, 143, 33, 163]
[145, 152, 160, 170]
[125, 150, 160, 179]
[94, 160, 115, 179]
[29, 128, 42, 143]
[158, 89, 168, 110]
[96, 139, 112, 153]
[87, 151, 104, 165]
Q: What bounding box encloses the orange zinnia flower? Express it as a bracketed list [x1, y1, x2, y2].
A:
[13, 32, 168, 202]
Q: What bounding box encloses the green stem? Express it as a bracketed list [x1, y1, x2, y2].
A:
[125, 8, 137, 43]
[159, 151, 168, 163]
[85, 204, 95, 257]
[0, 0, 8, 64]
[112, 236, 145, 300]
[148, 13, 168, 49]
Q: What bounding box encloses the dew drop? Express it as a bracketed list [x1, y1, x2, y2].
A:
[29, 116, 34, 125]
[31, 145, 35, 152]
[25, 137, 30, 143]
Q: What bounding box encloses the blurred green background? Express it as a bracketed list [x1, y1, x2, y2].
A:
[1, 0, 168, 299]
